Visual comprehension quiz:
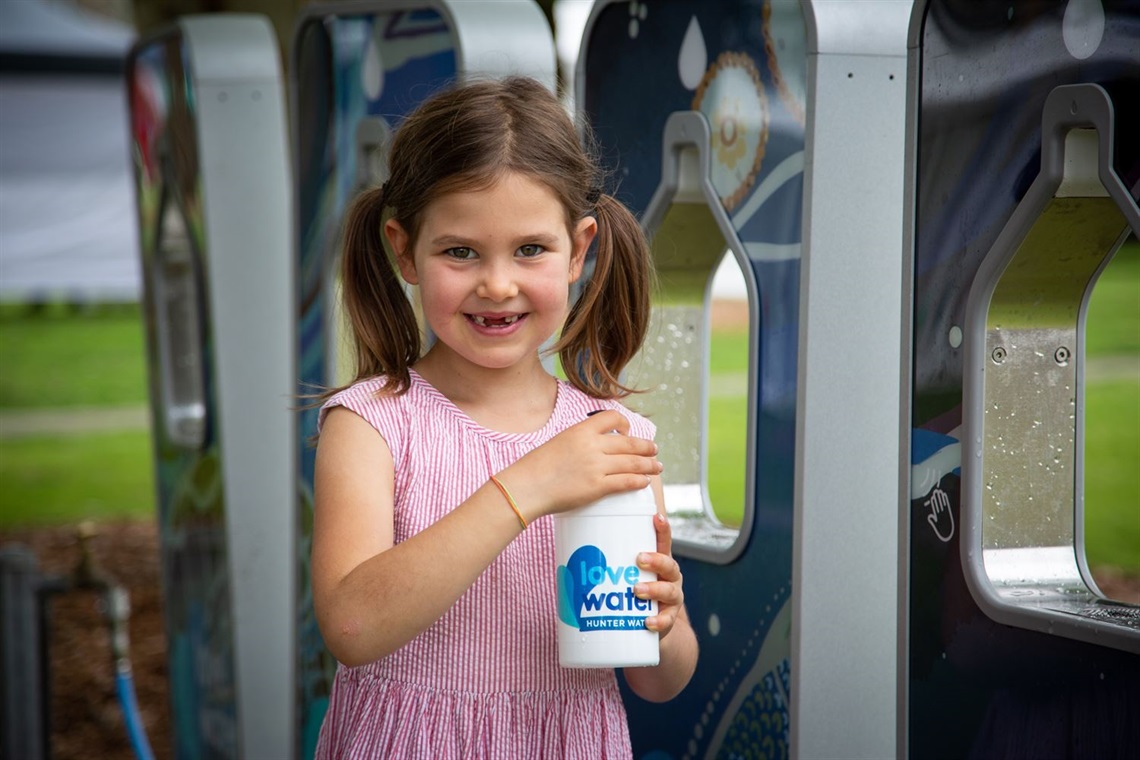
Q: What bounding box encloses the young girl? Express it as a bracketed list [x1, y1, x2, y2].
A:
[312, 76, 698, 758]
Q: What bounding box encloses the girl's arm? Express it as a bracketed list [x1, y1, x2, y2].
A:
[312, 406, 525, 667]
[312, 407, 661, 668]
[622, 477, 700, 703]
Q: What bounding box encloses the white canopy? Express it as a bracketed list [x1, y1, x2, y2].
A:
[0, 0, 139, 303]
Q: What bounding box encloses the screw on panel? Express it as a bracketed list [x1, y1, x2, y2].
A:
[991, 346, 1007, 364]
[1054, 346, 1071, 365]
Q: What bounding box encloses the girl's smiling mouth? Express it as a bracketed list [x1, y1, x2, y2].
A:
[468, 313, 527, 329]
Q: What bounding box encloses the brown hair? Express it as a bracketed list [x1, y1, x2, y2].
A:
[333, 76, 652, 399]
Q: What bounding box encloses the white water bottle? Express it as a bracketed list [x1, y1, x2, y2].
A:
[554, 485, 660, 668]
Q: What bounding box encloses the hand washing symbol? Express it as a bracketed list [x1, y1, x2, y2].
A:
[557, 545, 606, 627]
[925, 487, 954, 543]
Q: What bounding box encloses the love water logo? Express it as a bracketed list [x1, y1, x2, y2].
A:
[557, 545, 654, 632]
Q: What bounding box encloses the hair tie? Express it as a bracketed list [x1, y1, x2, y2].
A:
[586, 185, 602, 206]
[380, 181, 390, 198]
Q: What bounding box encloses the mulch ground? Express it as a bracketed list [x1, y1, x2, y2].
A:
[1, 521, 171, 760]
[1, 519, 1136, 759]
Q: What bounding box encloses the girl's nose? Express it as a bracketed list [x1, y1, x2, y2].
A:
[476, 261, 519, 301]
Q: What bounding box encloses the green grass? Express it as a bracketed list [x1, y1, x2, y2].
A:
[707, 396, 748, 526]
[710, 328, 750, 374]
[0, 302, 153, 528]
[0, 303, 148, 408]
[0, 431, 155, 526]
[1084, 380, 1140, 571]
[1086, 239, 1139, 356]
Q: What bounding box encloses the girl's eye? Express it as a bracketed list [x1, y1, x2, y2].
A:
[518, 244, 544, 258]
[445, 247, 476, 260]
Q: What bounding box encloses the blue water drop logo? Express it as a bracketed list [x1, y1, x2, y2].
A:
[557, 545, 606, 627]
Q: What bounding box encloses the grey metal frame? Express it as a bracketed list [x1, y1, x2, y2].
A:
[898, 2, 926, 753]
[635, 111, 760, 565]
[792, 3, 911, 758]
[178, 15, 297, 759]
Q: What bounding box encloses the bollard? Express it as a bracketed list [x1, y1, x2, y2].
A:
[0, 545, 67, 760]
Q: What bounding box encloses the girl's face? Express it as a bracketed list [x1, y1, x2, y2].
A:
[385, 172, 596, 376]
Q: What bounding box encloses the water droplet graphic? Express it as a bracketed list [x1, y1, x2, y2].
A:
[1063, 0, 1105, 60]
[361, 34, 384, 100]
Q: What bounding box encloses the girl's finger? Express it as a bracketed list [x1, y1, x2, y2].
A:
[635, 580, 683, 607]
[601, 434, 658, 457]
[645, 609, 677, 635]
[607, 455, 662, 476]
[637, 551, 681, 582]
[654, 512, 673, 557]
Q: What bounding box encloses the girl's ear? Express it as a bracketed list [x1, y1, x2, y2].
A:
[569, 216, 597, 283]
[384, 219, 417, 284]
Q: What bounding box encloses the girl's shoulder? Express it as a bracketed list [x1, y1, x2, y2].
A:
[320, 374, 403, 410]
[318, 375, 416, 437]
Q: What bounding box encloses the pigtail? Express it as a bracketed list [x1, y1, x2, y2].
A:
[338, 186, 421, 395]
[555, 192, 653, 399]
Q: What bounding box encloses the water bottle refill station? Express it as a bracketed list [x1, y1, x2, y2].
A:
[119, 1, 1139, 757]
[904, 1, 1139, 756]
[126, 16, 295, 759]
[579, 1, 911, 756]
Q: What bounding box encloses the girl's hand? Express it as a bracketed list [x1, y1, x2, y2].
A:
[636, 512, 685, 639]
[621, 484, 698, 703]
[499, 409, 662, 520]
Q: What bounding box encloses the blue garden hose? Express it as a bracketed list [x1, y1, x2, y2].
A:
[103, 584, 155, 760]
[114, 664, 155, 760]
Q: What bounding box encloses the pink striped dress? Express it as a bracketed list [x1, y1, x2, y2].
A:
[314, 369, 655, 759]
